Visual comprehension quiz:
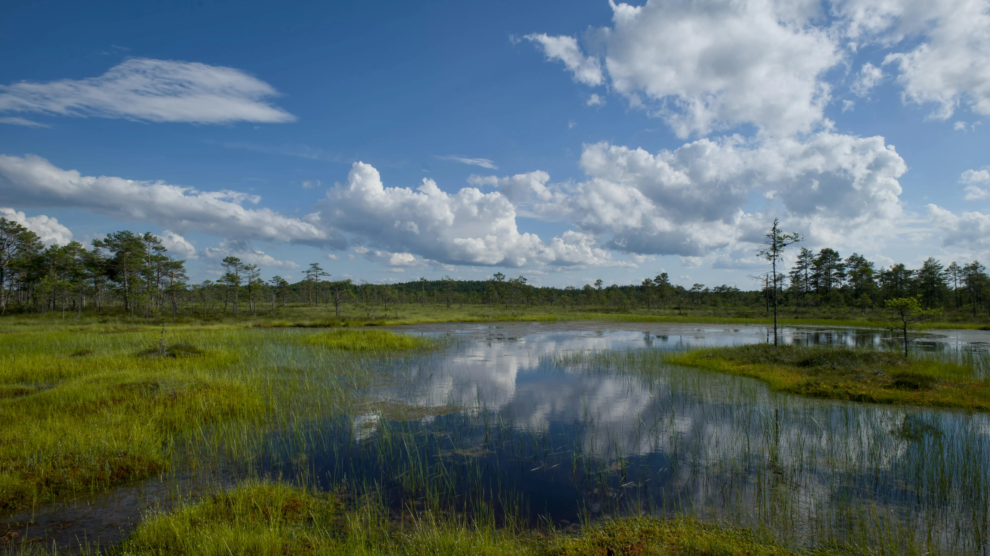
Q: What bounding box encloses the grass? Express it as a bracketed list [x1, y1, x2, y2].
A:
[302, 329, 439, 351]
[0, 325, 435, 512]
[114, 481, 803, 556]
[3, 317, 988, 555]
[669, 343, 990, 411]
[8, 302, 990, 332]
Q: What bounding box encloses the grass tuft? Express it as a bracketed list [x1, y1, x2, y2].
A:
[118, 481, 803, 556]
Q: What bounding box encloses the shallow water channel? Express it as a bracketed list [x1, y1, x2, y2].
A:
[5, 322, 990, 554]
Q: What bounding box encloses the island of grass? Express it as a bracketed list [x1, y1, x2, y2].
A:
[670, 344, 990, 411]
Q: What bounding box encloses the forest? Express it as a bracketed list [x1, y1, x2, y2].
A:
[2, 217, 988, 320]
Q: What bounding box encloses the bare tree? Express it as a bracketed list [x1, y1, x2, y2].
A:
[757, 218, 800, 349]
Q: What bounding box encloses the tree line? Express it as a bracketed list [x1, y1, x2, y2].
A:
[3, 217, 990, 319]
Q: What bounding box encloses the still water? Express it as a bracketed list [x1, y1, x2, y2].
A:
[4, 322, 989, 553]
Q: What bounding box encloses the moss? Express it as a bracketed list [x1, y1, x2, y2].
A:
[670, 344, 990, 411]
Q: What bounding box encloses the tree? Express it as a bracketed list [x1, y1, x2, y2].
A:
[963, 261, 988, 317]
[788, 247, 814, 310]
[945, 262, 962, 309]
[330, 279, 352, 317]
[93, 231, 145, 315]
[419, 277, 428, 306]
[915, 257, 947, 308]
[757, 218, 801, 348]
[885, 296, 942, 357]
[845, 253, 877, 313]
[270, 276, 290, 311]
[811, 248, 844, 302]
[163, 258, 188, 317]
[243, 264, 262, 315]
[220, 256, 244, 314]
[443, 276, 455, 308]
[0, 218, 41, 315]
[655, 273, 671, 309]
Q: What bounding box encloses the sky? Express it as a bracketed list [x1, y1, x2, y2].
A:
[1, 0, 989, 289]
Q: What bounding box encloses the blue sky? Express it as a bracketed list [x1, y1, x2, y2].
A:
[1, 0, 989, 288]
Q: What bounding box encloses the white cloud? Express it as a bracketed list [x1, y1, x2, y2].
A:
[315, 162, 616, 268]
[928, 204, 990, 251]
[0, 116, 50, 128]
[586, 94, 606, 107]
[302, 180, 321, 189]
[544, 132, 906, 256]
[0, 154, 334, 246]
[836, 0, 990, 120]
[436, 156, 498, 170]
[882, 1, 990, 120]
[529, 1, 839, 137]
[203, 240, 299, 269]
[158, 230, 197, 259]
[467, 171, 553, 205]
[962, 167, 990, 200]
[326, 253, 338, 260]
[842, 100, 856, 112]
[0, 207, 73, 245]
[851, 62, 884, 96]
[524, 34, 604, 86]
[955, 121, 968, 131]
[961, 168, 990, 184]
[0, 58, 294, 124]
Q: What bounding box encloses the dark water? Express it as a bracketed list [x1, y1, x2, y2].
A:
[4, 322, 990, 553]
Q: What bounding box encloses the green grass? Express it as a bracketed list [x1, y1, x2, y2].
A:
[302, 329, 439, 351]
[115, 481, 804, 556]
[669, 344, 990, 411]
[0, 325, 433, 512]
[9, 302, 990, 332]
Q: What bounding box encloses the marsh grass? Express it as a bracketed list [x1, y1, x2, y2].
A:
[667, 344, 990, 411]
[302, 329, 440, 351]
[3, 321, 989, 555]
[0, 326, 434, 513]
[114, 481, 803, 556]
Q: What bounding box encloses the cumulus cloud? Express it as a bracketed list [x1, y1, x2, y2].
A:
[0, 207, 73, 245]
[0, 58, 295, 124]
[524, 34, 604, 86]
[467, 171, 553, 205]
[544, 132, 906, 256]
[158, 230, 197, 259]
[528, 1, 839, 137]
[0, 116, 50, 128]
[436, 155, 498, 169]
[851, 62, 884, 96]
[962, 167, 990, 200]
[315, 162, 616, 268]
[831, 0, 990, 120]
[527, 1, 990, 136]
[0, 154, 333, 246]
[928, 204, 990, 251]
[203, 240, 299, 269]
[880, 1, 990, 120]
[586, 94, 606, 107]
[302, 180, 321, 189]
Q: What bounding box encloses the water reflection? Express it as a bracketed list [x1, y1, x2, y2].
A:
[4, 322, 989, 554]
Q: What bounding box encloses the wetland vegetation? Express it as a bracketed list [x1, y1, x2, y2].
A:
[0, 320, 988, 555]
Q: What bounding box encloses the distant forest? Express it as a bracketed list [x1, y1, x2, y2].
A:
[1, 219, 988, 318]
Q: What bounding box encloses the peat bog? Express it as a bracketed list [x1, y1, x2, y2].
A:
[1, 322, 989, 555]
